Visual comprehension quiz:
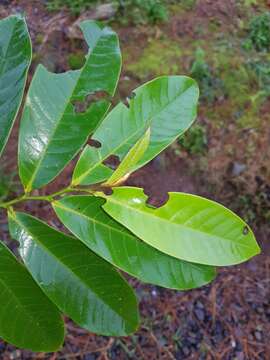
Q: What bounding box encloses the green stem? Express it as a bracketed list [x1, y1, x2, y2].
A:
[0, 186, 94, 209]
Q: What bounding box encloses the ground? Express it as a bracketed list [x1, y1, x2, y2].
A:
[0, 0, 270, 359]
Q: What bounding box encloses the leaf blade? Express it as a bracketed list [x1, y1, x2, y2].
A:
[72, 76, 199, 185]
[53, 195, 216, 290]
[8, 211, 139, 336]
[0, 14, 31, 157]
[18, 20, 121, 191]
[100, 187, 260, 266]
[0, 240, 64, 352]
[104, 127, 151, 186]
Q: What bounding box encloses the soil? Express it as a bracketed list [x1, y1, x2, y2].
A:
[0, 0, 270, 359]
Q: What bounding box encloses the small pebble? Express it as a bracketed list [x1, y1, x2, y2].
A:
[254, 330, 262, 341]
[194, 308, 205, 321]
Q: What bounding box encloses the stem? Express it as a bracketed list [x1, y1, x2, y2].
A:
[0, 186, 94, 209]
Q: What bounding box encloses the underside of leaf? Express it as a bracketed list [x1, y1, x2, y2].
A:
[100, 187, 260, 266]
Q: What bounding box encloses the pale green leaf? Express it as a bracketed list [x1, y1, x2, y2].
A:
[100, 187, 260, 266]
[53, 195, 216, 290]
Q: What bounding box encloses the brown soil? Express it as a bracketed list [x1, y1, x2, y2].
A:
[0, 1, 270, 359]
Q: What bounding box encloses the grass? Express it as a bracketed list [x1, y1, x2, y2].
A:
[47, 0, 169, 24]
[124, 37, 182, 79]
[178, 124, 208, 155]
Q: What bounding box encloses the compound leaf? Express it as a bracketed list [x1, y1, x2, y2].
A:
[0, 14, 31, 157]
[100, 187, 260, 266]
[18, 20, 121, 191]
[0, 240, 64, 352]
[8, 211, 139, 336]
[72, 76, 199, 185]
[53, 195, 216, 290]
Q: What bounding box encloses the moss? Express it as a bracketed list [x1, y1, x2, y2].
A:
[178, 0, 197, 11]
[236, 108, 259, 129]
[223, 64, 251, 108]
[124, 38, 182, 79]
[208, 18, 222, 33]
[178, 124, 208, 155]
[68, 51, 85, 70]
[210, 46, 258, 126]
[124, 5, 269, 134]
[35, 33, 44, 45]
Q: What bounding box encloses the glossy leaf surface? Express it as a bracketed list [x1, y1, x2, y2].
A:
[8, 212, 139, 336]
[101, 187, 260, 266]
[0, 15, 31, 157]
[53, 195, 216, 289]
[72, 76, 199, 185]
[18, 21, 121, 191]
[0, 240, 64, 351]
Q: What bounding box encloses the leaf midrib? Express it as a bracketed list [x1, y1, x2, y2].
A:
[24, 69, 79, 192]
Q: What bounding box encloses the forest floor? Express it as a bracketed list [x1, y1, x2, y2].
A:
[0, 0, 270, 359]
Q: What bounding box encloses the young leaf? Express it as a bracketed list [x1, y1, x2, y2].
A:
[0, 240, 64, 352]
[18, 20, 121, 192]
[72, 76, 199, 185]
[104, 128, 151, 186]
[8, 211, 139, 336]
[53, 195, 216, 290]
[72, 145, 115, 185]
[0, 15, 31, 157]
[100, 187, 260, 266]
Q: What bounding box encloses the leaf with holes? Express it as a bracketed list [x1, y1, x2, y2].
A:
[8, 211, 139, 336]
[104, 127, 151, 186]
[100, 187, 260, 266]
[0, 14, 31, 157]
[53, 195, 216, 290]
[0, 240, 64, 351]
[72, 76, 199, 185]
[0, 13, 261, 352]
[18, 20, 121, 191]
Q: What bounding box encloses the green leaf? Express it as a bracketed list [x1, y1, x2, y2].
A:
[72, 145, 114, 185]
[104, 128, 151, 186]
[8, 211, 139, 336]
[72, 76, 199, 185]
[0, 240, 64, 352]
[18, 20, 121, 192]
[100, 187, 260, 266]
[0, 15, 31, 157]
[53, 195, 216, 290]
